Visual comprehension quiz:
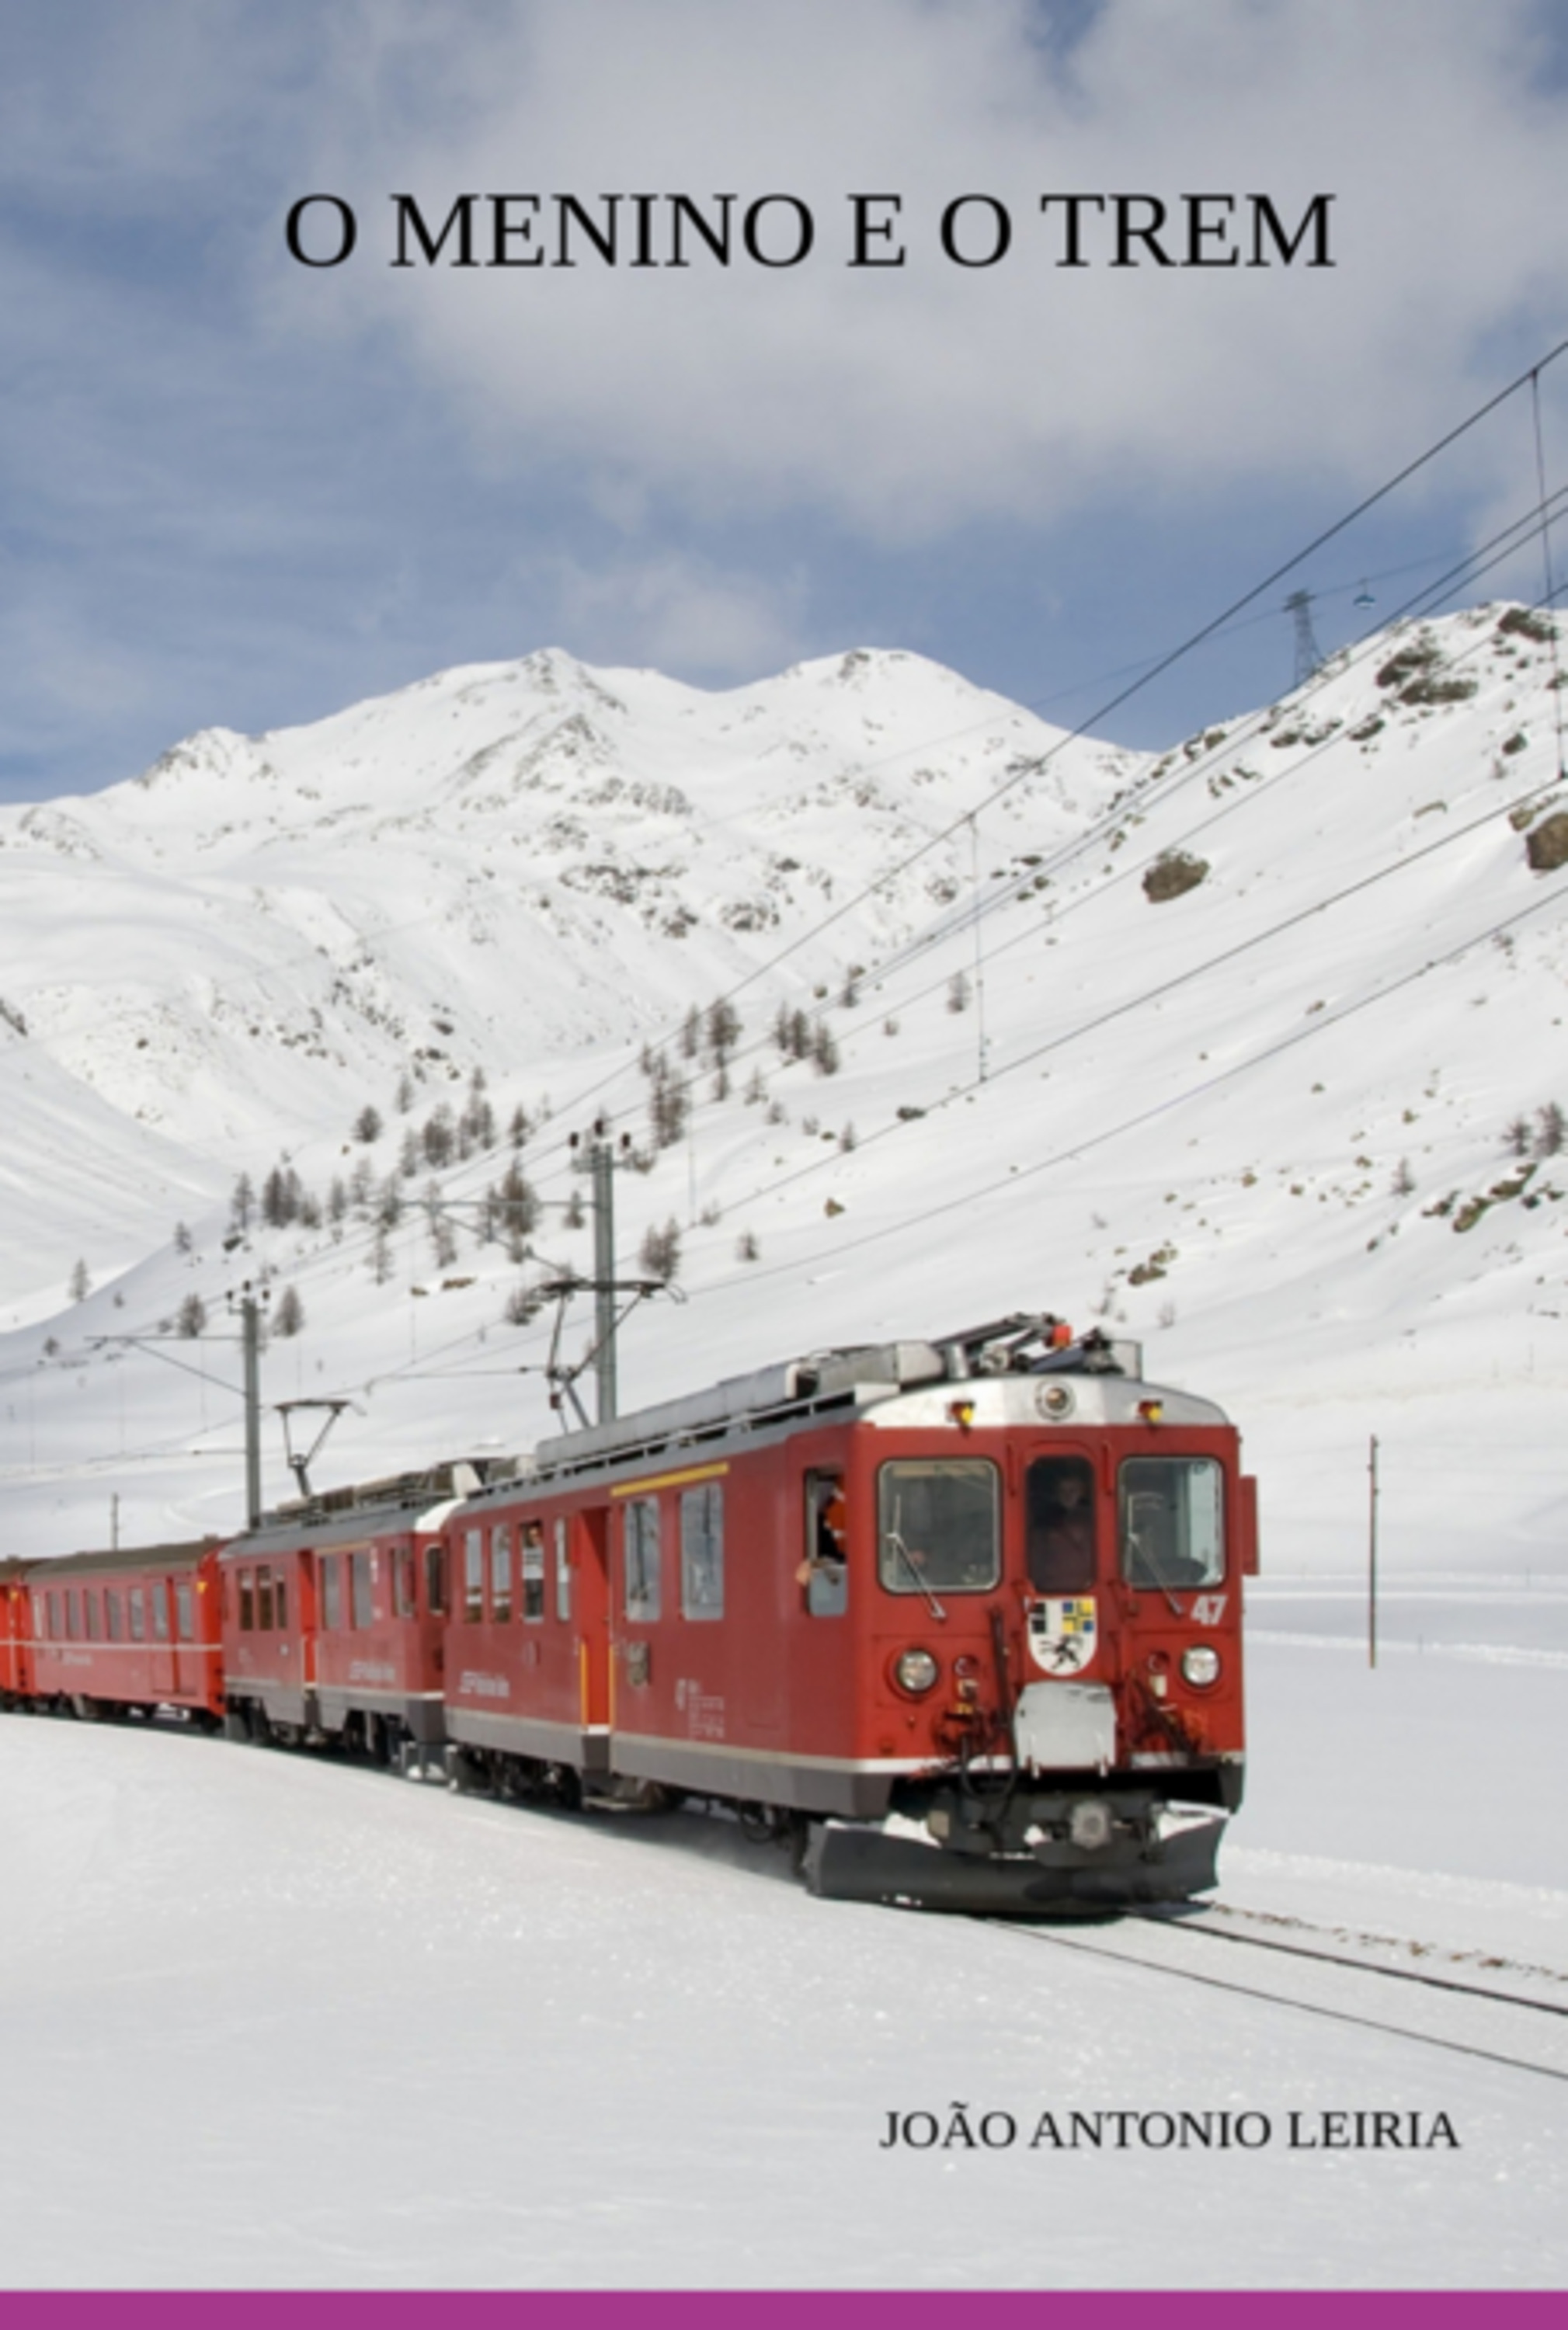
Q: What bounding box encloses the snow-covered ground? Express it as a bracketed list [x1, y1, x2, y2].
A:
[2, 1583, 1563, 2291]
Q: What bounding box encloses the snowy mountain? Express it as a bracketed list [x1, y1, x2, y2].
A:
[3, 608, 1566, 1567]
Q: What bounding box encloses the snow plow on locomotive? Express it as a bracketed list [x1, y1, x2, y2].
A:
[3, 1313, 1255, 1917]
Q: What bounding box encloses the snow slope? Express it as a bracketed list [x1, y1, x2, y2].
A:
[1, 610, 1565, 1570]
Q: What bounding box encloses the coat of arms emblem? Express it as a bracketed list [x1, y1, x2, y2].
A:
[1027, 1595, 1098, 1674]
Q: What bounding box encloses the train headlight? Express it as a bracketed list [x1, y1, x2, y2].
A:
[1067, 1798, 1114, 1851]
[1181, 1645, 1222, 1688]
[894, 1647, 940, 1695]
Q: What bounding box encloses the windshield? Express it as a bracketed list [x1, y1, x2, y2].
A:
[1026, 1455, 1098, 1591]
[1119, 1456, 1225, 1591]
[878, 1459, 1000, 1594]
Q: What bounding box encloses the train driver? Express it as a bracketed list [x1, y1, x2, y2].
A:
[1027, 1459, 1097, 1594]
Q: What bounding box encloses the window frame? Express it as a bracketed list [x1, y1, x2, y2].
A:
[520, 1524, 545, 1623]
[680, 1480, 725, 1621]
[1118, 1455, 1226, 1591]
[1024, 1453, 1100, 1594]
[876, 1457, 1002, 1596]
[490, 1525, 513, 1624]
[622, 1496, 661, 1624]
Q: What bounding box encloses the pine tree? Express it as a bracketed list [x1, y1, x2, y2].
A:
[639, 1218, 681, 1283]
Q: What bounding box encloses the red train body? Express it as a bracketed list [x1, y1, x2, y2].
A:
[217, 1480, 467, 1758]
[0, 1317, 1257, 1913]
[9, 1542, 224, 1723]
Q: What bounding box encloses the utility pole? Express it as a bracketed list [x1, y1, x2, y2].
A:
[567, 1118, 631, 1427]
[591, 1132, 617, 1424]
[1368, 1434, 1380, 1669]
[968, 815, 989, 1084]
[240, 1288, 262, 1527]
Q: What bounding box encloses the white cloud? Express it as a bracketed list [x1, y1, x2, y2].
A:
[542, 548, 810, 677]
[273, 0, 1568, 539]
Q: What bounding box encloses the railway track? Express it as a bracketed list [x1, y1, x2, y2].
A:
[987, 1899, 1568, 2084]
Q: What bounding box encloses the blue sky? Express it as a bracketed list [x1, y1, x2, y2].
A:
[3, 0, 1567, 805]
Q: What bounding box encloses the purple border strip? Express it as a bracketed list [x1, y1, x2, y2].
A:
[0, 2297, 1562, 2328]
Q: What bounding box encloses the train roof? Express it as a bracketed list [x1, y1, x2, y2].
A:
[235, 1455, 519, 1549]
[232, 1316, 1231, 1533]
[17, 1539, 219, 1581]
[481, 1314, 1229, 1492]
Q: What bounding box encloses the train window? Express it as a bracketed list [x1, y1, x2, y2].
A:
[321, 1556, 342, 1632]
[395, 1548, 417, 1620]
[680, 1482, 725, 1621]
[351, 1551, 374, 1630]
[276, 1575, 288, 1631]
[1119, 1457, 1225, 1592]
[65, 1590, 80, 1640]
[521, 1524, 544, 1622]
[463, 1529, 484, 1625]
[130, 1588, 146, 1642]
[106, 1591, 123, 1641]
[425, 1545, 447, 1617]
[176, 1580, 194, 1641]
[1026, 1457, 1098, 1593]
[257, 1569, 274, 1632]
[36, 1591, 50, 1640]
[85, 1590, 101, 1642]
[877, 1459, 1000, 1594]
[152, 1583, 170, 1641]
[803, 1473, 848, 1617]
[554, 1517, 571, 1623]
[623, 1497, 661, 1624]
[238, 1570, 255, 1632]
[491, 1525, 513, 1623]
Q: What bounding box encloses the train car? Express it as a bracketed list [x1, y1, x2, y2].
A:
[18, 1542, 224, 1723]
[440, 1477, 611, 1793]
[1, 1560, 31, 1706]
[440, 1313, 1257, 1911]
[218, 1463, 497, 1761]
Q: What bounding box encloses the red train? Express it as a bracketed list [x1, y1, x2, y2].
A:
[0, 1315, 1257, 1913]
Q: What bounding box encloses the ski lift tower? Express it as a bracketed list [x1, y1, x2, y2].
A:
[1285, 588, 1323, 687]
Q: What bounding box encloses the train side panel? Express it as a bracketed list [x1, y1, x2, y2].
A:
[16, 1543, 224, 1720]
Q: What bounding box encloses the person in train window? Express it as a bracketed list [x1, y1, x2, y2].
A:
[796, 1478, 848, 1615]
[796, 1483, 846, 1584]
[1027, 1461, 1097, 1593]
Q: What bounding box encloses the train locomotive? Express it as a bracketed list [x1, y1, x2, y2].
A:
[1, 1314, 1256, 1914]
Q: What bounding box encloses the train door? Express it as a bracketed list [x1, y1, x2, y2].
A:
[296, 1550, 319, 1704]
[1013, 1444, 1118, 1770]
[151, 1577, 179, 1699]
[574, 1507, 611, 1742]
